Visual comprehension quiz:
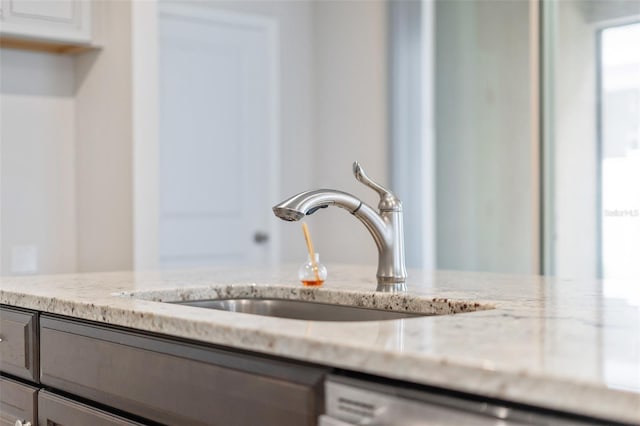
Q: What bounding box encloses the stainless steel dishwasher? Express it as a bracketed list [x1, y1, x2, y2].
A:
[319, 375, 616, 426]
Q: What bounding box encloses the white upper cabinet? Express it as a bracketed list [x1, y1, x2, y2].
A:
[0, 0, 91, 44]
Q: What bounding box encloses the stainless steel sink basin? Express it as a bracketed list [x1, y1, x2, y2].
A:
[123, 284, 493, 322]
[173, 298, 428, 322]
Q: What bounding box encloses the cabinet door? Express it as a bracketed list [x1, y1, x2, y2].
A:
[38, 391, 142, 426]
[0, 0, 91, 44]
[40, 316, 329, 426]
[0, 306, 39, 382]
[0, 376, 37, 426]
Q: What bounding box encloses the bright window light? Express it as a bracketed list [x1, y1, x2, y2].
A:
[600, 22, 640, 282]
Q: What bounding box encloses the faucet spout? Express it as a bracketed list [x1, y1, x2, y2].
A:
[272, 189, 362, 221]
[272, 163, 407, 292]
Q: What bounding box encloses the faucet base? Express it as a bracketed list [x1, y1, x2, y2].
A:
[376, 274, 407, 293]
[376, 282, 407, 293]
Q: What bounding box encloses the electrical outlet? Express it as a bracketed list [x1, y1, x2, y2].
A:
[11, 245, 38, 274]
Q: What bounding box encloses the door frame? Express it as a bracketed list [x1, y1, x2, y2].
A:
[132, 1, 280, 270]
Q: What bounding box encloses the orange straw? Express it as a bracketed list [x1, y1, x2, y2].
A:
[301, 223, 321, 282]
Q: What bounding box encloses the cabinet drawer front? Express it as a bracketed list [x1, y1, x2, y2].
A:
[0, 306, 38, 381]
[0, 376, 37, 426]
[40, 316, 328, 426]
[39, 391, 142, 426]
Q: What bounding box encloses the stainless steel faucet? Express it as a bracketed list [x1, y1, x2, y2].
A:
[273, 161, 407, 292]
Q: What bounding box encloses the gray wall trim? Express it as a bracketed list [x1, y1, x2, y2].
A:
[541, 0, 556, 276]
[388, 0, 435, 269]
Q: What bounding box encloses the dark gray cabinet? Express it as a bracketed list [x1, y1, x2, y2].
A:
[40, 316, 330, 425]
[0, 305, 328, 425]
[38, 391, 142, 426]
[0, 307, 39, 382]
[0, 376, 37, 426]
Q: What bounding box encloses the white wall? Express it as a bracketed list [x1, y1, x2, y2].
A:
[75, 0, 133, 272]
[0, 49, 77, 275]
[311, 0, 388, 266]
[1, 1, 133, 275]
[435, 0, 537, 274]
[552, 1, 599, 279]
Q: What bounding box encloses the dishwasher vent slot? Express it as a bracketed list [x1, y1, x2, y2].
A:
[337, 397, 376, 418]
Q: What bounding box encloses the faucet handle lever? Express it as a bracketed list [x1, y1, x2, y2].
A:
[352, 161, 401, 211]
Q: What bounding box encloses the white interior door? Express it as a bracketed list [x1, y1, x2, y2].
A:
[158, 5, 278, 268]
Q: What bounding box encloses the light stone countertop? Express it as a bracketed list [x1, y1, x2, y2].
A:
[1, 264, 639, 424]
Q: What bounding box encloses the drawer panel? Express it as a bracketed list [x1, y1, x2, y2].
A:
[0, 306, 38, 381]
[39, 391, 142, 426]
[0, 376, 37, 426]
[40, 316, 328, 426]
